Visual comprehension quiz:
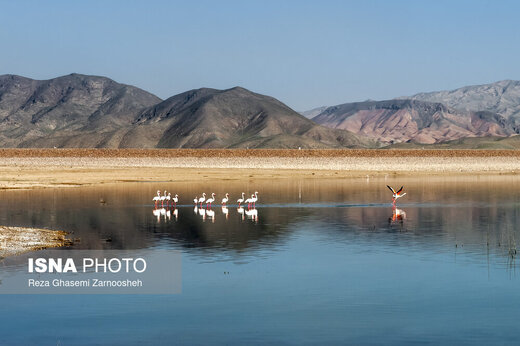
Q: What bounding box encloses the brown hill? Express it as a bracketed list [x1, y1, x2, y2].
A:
[0, 74, 162, 147]
[127, 87, 376, 148]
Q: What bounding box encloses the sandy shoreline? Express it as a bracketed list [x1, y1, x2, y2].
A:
[0, 149, 519, 189]
[0, 226, 72, 257]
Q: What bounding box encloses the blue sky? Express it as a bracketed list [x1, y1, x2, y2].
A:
[1, 0, 519, 110]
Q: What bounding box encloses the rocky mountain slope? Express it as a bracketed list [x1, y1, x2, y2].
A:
[0, 74, 375, 148]
[312, 99, 517, 144]
[404, 80, 520, 123]
[0, 74, 162, 147]
[129, 87, 375, 148]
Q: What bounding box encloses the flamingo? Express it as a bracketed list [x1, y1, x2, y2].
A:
[237, 192, 245, 207]
[206, 193, 216, 208]
[160, 190, 167, 207]
[387, 185, 406, 204]
[194, 196, 198, 206]
[198, 193, 206, 208]
[251, 191, 258, 208]
[221, 193, 229, 206]
[172, 194, 179, 207]
[152, 190, 161, 207]
[245, 194, 253, 209]
[166, 193, 171, 207]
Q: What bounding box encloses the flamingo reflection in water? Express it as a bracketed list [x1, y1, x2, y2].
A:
[389, 205, 406, 225]
[153, 208, 162, 222]
[245, 208, 258, 223]
[163, 208, 171, 221]
[237, 206, 245, 221]
[198, 206, 207, 221]
[206, 209, 215, 223]
[221, 206, 229, 220]
[152, 207, 178, 222]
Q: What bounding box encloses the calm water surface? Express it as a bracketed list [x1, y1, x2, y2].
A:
[1, 176, 520, 345]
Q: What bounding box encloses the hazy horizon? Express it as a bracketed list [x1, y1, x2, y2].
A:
[1, 0, 519, 110]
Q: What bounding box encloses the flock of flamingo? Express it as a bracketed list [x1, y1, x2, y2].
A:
[153, 190, 259, 209]
[152, 190, 179, 208]
[151, 185, 407, 224]
[152, 190, 260, 223]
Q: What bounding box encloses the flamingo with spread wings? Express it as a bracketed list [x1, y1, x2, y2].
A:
[387, 185, 406, 204]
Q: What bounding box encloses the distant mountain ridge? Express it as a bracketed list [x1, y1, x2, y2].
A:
[0, 74, 375, 148]
[312, 99, 517, 144]
[300, 106, 327, 119]
[309, 80, 520, 144]
[403, 80, 520, 123]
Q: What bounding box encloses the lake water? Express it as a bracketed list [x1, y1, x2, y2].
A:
[1, 176, 520, 345]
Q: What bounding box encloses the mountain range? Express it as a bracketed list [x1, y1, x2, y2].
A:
[311, 99, 517, 144]
[0, 74, 374, 149]
[403, 80, 520, 123]
[1, 74, 519, 148]
[310, 80, 520, 145]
